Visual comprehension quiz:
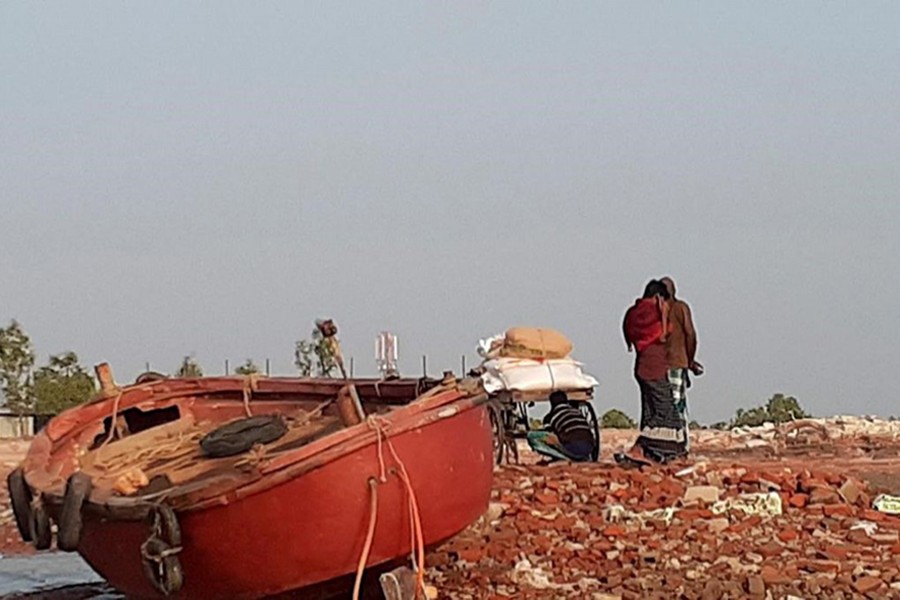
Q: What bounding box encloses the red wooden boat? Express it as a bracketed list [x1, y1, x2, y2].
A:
[8, 366, 493, 599]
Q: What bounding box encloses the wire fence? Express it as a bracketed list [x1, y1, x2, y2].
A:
[142, 355, 473, 379]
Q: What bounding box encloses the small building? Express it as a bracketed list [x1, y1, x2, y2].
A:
[0, 407, 35, 438]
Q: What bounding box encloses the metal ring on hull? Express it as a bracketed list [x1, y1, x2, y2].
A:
[141, 505, 185, 596]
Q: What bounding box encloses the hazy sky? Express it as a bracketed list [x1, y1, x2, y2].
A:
[2, 3, 899, 424]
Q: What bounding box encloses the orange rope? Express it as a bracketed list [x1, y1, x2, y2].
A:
[372, 418, 387, 483]
[386, 442, 426, 596]
[352, 477, 379, 600]
[98, 390, 124, 451]
[361, 416, 429, 598]
[242, 375, 257, 417]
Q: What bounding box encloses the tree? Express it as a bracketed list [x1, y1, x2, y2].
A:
[765, 393, 810, 422]
[33, 352, 95, 416]
[731, 393, 810, 428]
[176, 356, 203, 377]
[294, 340, 314, 377]
[0, 320, 36, 417]
[235, 359, 260, 376]
[601, 408, 637, 429]
[294, 328, 337, 377]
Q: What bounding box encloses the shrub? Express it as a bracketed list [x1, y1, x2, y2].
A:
[731, 394, 809, 428]
[602, 409, 637, 429]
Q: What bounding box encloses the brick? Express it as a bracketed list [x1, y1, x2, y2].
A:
[602, 525, 627, 537]
[456, 548, 483, 562]
[709, 518, 730, 534]
[777, 528, 799, 543]
[854, 576, 883, 594]
[700, 579, 722, 600]
[839, 479, 863, 504]
[676, 508, 714, 521]
[809, 487, 842, 505]
[761, 565, 793, 586]
[534, 491, 558, 505]
[789, 493, 809, 508]
[824, 504, 854, 517]
[746, 575, 765, 597]
[801, 560, 841, 574]
[683, 485, 722, 504]
[847, 529, 876, 547]
[758, 541, 784, 558]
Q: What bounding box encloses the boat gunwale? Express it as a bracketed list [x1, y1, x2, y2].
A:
[27, 377, 491, 520]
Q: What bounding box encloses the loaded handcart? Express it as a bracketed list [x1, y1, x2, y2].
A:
[475, 328, 601, 464]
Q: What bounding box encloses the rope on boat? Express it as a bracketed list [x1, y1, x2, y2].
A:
[386, 443, 426, 595]
[98, 390, 125, 453]
[97, 377, 176, 453]
[352, 477, 379, 600]
[352, 416, 428, 600]
[242, 374, 260, 417]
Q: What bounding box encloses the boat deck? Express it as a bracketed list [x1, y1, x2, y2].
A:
[77, 400, 349, 505]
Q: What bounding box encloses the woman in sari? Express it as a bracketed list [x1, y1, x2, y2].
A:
[617, 279, 688, 465]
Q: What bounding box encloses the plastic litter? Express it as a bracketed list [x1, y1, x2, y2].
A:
[873, 494, 900, 514]
[710, 491, 783, 517]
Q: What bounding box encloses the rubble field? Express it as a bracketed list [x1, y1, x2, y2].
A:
[428, 417, 900, 599]
[5, 417, 900, 599]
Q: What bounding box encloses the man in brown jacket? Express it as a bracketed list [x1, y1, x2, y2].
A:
[660, 277, 702, 447]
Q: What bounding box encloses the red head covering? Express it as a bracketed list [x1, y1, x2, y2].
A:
[624, 298, 666, 352]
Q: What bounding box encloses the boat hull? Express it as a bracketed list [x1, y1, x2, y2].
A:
[75, 401, 493, 599]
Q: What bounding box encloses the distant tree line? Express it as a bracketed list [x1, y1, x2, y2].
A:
[0, 320, 344, 418]
[601, 393, 811, 431]
[0, 320, 95, 419]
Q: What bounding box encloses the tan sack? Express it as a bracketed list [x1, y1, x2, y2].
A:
[500, 327, 573, 359]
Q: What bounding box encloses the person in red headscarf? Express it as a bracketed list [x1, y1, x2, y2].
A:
[618, 279, 687, 466]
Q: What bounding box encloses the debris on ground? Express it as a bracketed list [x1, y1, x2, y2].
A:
[427, 419, 900, 599]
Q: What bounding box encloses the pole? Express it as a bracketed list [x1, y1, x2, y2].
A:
[145, 362, 150, 372]
[350, 357, 355, 378]
[422, 355, 427, 378]
[461, 354, 466, 376]
[265, 358, 270, 376]
[225, 359, 230, 375]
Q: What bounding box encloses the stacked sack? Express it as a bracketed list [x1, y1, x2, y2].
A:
[478, 327, 598, 394]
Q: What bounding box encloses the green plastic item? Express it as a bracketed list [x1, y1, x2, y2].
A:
[873, 494, 900, 514]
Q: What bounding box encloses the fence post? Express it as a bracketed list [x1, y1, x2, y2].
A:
[225, 359, 230, 375]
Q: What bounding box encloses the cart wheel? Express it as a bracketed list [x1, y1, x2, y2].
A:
[504, 405, 520, 464]
[578, 402, 601, 461]
[489, 405, 507, 465]
[516, 403, 530, 434]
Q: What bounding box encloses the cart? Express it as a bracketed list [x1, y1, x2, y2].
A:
[489, 388, 600, 464]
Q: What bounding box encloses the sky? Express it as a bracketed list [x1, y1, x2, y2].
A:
[1, 2, 899, 424]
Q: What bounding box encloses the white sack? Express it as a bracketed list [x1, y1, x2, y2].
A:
[480, 357, 599, 394]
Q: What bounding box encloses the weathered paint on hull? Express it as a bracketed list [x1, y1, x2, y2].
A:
[76, 403, 492, 599]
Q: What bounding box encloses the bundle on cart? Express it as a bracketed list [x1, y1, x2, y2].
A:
[477, 327, 598, 394]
